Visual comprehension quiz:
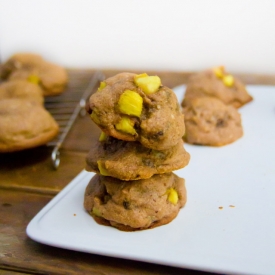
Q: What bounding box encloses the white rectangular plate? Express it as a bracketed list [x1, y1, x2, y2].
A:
[27, 85, 275, 275]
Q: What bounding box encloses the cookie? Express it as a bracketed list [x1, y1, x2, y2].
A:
[0, 99, 59, 152]
[0, 53, 68, 96]
[86, 72, 185, 150]
[183, 97, 243, 146]
[86, 135, 190, 180]
[0, 79, 44, 104]
[182, 67, 253, 108]
[84, 173, 187, 231]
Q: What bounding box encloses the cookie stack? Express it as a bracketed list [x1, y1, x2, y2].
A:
[84, 72, 190, 231]
[0, 80, 59, 152]
[1, 53, 68, 96]
[181, 66, 253, 146]
[0, 53, 68, 152]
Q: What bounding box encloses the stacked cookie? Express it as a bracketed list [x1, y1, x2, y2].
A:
[1, 53, 68, 96]
[0, 80, 59, 152]
[84, 72, 190, 231]
[181, 66, 253, 146]
[0, 53, 68, 152]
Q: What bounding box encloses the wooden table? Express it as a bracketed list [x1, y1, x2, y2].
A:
[1, 69, 274, 275]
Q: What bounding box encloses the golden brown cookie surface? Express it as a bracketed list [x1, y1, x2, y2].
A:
[0, 53, 68, 96]
[0, 99, 59, 152]
[182, 67, 253, 108]
[183, 97, 243, 146]
[84, 173, 187, 231]
[0, 79, 44, 104]
[86, 135, 190, 180]
[87, 72, 185, 150]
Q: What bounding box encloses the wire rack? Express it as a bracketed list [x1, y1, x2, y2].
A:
[45, 71, 105, 169]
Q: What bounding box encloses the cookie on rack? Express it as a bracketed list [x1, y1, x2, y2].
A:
[86, 134, 190, 180]
[0, 99, 59, 152]
[182, 96, 243, 146]
[182, 66, 253, 108]
[0, 53, 68, 96]
[84, 172, 187, 231]
[86, 72, 185, 150]
[0, 79, 44, 104]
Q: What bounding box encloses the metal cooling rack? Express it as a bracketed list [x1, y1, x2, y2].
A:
[45, 71, 105, 169]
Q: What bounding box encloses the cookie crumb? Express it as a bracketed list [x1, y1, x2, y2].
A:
[229, 205, 235, 208]
[218, 206, 223, 210]
[73, 213, 76, 216]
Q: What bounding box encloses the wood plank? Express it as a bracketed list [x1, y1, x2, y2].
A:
[0, 148, 86, 194]
[0, 189, 210, 275]
[67, 68, 275, 86]
[0, 269, 32, 275]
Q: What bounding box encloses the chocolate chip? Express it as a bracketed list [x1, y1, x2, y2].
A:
[142, 158, 154, 167]
[85, 102, 92, 114]
[151, 131, 164, 140]
[216, 118, 226, 127]
[123, 200, 130, 210]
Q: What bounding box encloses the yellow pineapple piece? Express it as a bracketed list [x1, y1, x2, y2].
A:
[99, 132, 108, 141]
[27, 74, 40, 84]
[223, 74, 234, 87]
[97, 160, 109, 176]
[213, 66, 225, 79]
[90, 111, 100, 124]
[134, 73, 161, 94]
[92, 207, 101, 217]
[135, 73, 148, 78]
[118, 90, 143, 117]
[115, 116, 136, 135]
[166, 188, 178, 205]
[98, 81, 106, 91]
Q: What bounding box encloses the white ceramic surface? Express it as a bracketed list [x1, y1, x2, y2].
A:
[27, 85, 275, 275]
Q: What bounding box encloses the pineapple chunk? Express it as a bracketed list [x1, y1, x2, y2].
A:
[90, 111, 100, 124]
[134, 73, 161, 94]
[223, 75, 234, 87]
[98, 81, 106, 91]
[118, 90, 143, 117]
[213, 66, 225, 79]
[166, 188, 178, 205]
[115, 116, 136, 135]
[97, 160, 109, 176]
[92, 207, 101, 217]
[27, 74, 40, 84]
[99, 132, 108, 141]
